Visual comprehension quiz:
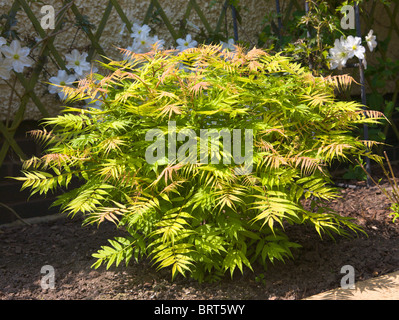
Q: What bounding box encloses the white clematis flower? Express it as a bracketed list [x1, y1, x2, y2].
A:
[365, 29, 377, 52]
[123, 43, 136, 61]
[328, 35, 368, 70]
[220, 38, 235, 51]
[131, 33, 153, 53]
[150, 35, 165, 51]
[85, 91, 106, 109]
[344, 35, 366, 60]
[176, 34, 197, 52]
[130, 34, 165, 54]
[79, 64, 99, 79]
[328, 37, 350, 70]
[123, 23, 164, 57]
[1, 39, 33, 73]
[65, 49, 91, 76]
[130, 23, 151, 40]
[48, 69, 76, 100]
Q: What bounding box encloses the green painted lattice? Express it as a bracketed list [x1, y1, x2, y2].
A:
[0, 0, 243, 167]
[1, 0, 398, 168]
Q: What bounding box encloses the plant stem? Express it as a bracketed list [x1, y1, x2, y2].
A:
[0, 202, 31, 226]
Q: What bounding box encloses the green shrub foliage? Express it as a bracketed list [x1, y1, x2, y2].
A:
[15, 45, 383, 282]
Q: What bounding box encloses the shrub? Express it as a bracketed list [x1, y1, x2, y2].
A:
[15, 45, 383, 282]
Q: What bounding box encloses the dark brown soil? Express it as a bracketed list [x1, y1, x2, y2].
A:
[1, 173, 399, 300]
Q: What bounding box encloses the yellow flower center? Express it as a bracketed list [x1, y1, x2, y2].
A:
[13, 54, 20, 60]
[75, 60, 80, 66]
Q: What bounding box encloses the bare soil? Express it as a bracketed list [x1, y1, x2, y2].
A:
[1, 172, 399, 300]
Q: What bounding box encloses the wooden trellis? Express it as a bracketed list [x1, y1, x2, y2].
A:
[0, 0, 246, 167]
[2, 0, 397, 170]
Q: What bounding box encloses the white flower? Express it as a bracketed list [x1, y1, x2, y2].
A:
[328, 35, 368, 69]
[48, 69, 76, 100]
[150, 35, 165, 51]
[131, 34, 153, 53]
[1, 40, 33, 73]
[80, 78, 105, 109]
[123, 44, 136, 61]
[85, 91, 106, 109]
[328, 37, 350, 70]
[343, 35, 366, 60]
[65, 49, 91, 76]
[220, 38, 235, 51]
[365, 29, 377, 52]
[79, 64, 99, 79]
[0, 57, 12, 80]
[176, 34, 197, 52]
[129, 33, 165, 54]
[0, 39, 11, 80]
[0, 36, 6, 47]
[130, 23, 151, 39]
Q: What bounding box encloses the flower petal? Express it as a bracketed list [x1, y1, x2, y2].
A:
[9, 40, 21, 53]
[12, 60, 25, 73]
[19, 47, 31, 57]
[0, 37, 6, 47]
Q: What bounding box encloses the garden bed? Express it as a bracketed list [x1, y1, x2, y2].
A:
[1, 172, 399, 300]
